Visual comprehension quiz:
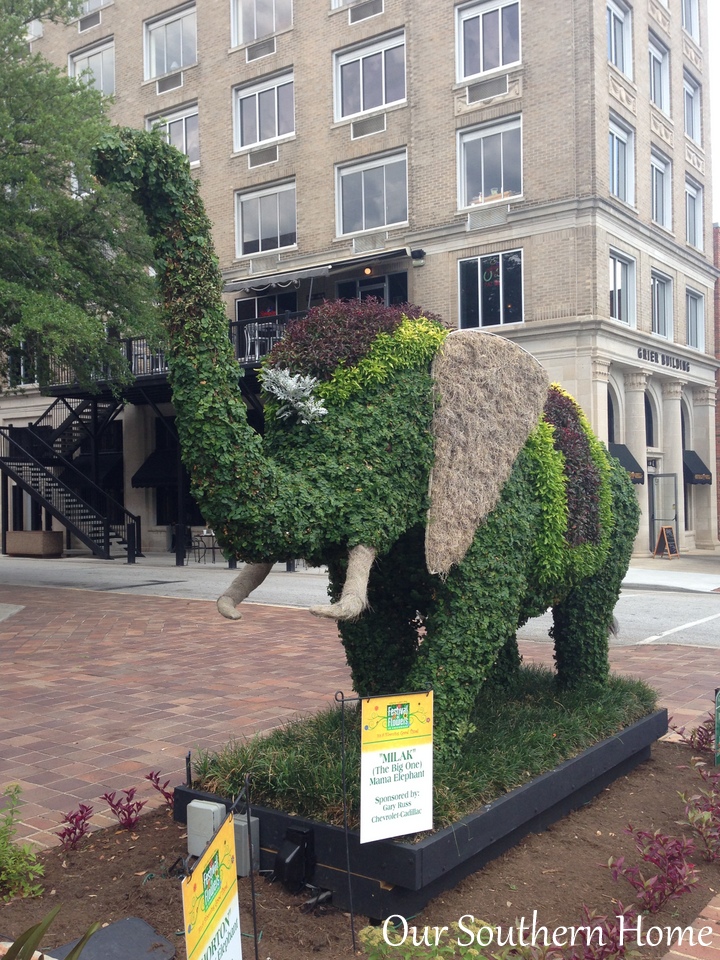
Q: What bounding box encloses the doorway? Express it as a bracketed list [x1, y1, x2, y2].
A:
[648, 473, 677, 552]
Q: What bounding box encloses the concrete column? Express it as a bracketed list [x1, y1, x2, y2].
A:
[592, 359, 611, 442]
[661, 381, 685, 545]
[624, 371, 649, 553]
[691, 386, 719, 549]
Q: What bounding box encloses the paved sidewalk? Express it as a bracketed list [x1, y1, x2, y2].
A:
[0, 573, 719, 849]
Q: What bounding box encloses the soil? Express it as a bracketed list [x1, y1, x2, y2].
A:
[2, 741, 720, 960]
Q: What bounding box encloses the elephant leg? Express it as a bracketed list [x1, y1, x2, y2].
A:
[309, 544, 376, 620]
[217, 562, 273, 620]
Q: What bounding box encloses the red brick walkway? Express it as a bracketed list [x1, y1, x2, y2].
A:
[1, 583, 718, 850]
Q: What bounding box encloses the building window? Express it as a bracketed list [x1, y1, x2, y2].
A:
[79, 0, 110, 12]
[459, 117, 521, 208]
[145, 6, 196, 79]
[682, 0, 699, 43]
[459, 250, 523, 327]
[336, 272, 408, 305]
[70, 40, 115, 95]
[607, 0, 632, 78]
[456, 0, 520, 82]
[609, 251, 635, 325]
[234, 73, 294, 150]
[683, 74, 701, 143]
[335, 33, 405, 120]
[236, 181, 296, 256]
[651, 272, 672, 339]
[608, 118, 633, 204]
[648, 36, 669, 114]
[686, 289, 704, 350]
[650, 151, 671, 229]
[233, 0, 292, 45]
[685, 178, 703, 249]
[149, 106, 199, 164]
[236, 291, 297, 320]
[337, 152, 407, 234]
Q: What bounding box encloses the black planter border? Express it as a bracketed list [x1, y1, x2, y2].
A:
[174, 708, 667, 919]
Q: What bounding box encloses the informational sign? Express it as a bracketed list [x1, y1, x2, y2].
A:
[182, 815, 243, 960]
[653, 525, 679, 559]
[360, 691, 433, 844]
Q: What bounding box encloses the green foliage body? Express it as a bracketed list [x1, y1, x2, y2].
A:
[93, 129, 641, 756]
[0, 785, 43, 902]
[0, 1, 160, 392]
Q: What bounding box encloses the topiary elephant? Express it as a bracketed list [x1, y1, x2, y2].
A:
[93, 128, 640, 751]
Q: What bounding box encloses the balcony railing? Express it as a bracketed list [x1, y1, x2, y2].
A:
[41, 311, 306, 388]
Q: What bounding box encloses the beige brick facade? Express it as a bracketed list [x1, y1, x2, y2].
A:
[5, 0, 718, 553]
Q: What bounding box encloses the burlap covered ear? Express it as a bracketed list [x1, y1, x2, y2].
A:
[425, 330, 549, 577]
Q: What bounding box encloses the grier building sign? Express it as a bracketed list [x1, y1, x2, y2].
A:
[637, 348, 690, 372]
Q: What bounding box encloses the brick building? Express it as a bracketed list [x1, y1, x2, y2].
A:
[1, 0, 718, 556]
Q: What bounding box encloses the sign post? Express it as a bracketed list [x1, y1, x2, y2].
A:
[360, 691, 433, 844]
[182, 815, 243, 960]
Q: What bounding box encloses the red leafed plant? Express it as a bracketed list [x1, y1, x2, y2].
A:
[608, 827, 698, 913]
[680, 765, 720, 861]
[145, 770, 174, 808]
[55, 803, 94, 851]
[100, 788, 147, 829]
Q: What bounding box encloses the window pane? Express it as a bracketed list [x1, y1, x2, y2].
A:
[256, 0, 274, 38]
[613, 16, 624, 68]
[482, 9, 500, 71]
[258, 88, 277, 141]
[277, 82, 294, 135]
[276, 0, 292, 32]
[182, 13, 196, 67]
[385, 44, 405, 103]
[259, 193, 279, 250]
[152, 28, 166, 76]
[616, 138, 627, 200]
[480, 255, 501, 325]
[502, 4, 520, 64]
[87, 51, 102, 89]
[278, 188, 296, 247]
[463, 15, 480, 77]
[241, 199, 259, 254]
[165, 19, 182, 71]
[464, 135, 484, 204]
[459, 259, 480, 328]
[503, 251, 523, 322]
[503, 126, 521, 195]
[168, 118, 184, 151]
[240, 95, 257, 145]
[186, 114, 199, 163]
[482, 132, 502, 198]
[341, 170, 363, 233]
[242, 0, 256, 42]
[384, 158, 407, 224]
[103, 49, 114, 94]
[362, 51, 383, 111]
[341, 61, 361, 116]
[363, 164, 385, 229]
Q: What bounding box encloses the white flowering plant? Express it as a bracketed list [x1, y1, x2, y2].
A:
[259, 367, 328, 425]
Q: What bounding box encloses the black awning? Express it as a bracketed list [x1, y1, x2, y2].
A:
[608, 443, 645, 484]
[683, 449, 713, 485]
[131, 449, 178, 488]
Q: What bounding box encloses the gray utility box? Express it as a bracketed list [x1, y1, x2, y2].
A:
[233, 814, 260, 877]
[186, 799, 227, 858]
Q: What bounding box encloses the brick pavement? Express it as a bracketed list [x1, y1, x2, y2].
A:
[1, 582, 720, 858]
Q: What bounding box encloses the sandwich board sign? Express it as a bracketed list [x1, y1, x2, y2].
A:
[182, 814, 243, 960]
[360, 691, 433, 843]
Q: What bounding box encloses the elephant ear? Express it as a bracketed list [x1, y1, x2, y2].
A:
[425, 329, 549, 577]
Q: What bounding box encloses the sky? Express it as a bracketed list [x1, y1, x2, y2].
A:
[710, 3, 719, 221]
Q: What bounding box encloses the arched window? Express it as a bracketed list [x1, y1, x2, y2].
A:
[645, 394, 655, 447]
[607, 387, 617, 443]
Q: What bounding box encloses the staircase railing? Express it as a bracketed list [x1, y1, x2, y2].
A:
[0, 425, 141, 560]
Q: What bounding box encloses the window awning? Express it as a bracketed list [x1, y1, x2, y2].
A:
[223, 248, 411, 293]
[131, 449, 178, 488]
[683, 449, 713, 485]
[608, 443, 645, 484]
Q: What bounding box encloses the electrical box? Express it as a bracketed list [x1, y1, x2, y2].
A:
[233, 813, 259, 877]
[186, 799, 227, 858]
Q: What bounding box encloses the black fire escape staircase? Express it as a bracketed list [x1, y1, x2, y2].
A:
[0, 413, 142, 561]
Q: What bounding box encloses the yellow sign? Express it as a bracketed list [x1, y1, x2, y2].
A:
[360, 691, 433, 843]
[361, 692, 433, 751]
[182, 814, 243, 960]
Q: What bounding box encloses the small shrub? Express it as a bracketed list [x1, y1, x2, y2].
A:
[608, 827, 698, 913]
[0, 784, 44, 901]
[670, 712, 715, 754]
[680, 765, 720, 861]
[3, 906, 99, 960]
[55, 803, 94, 852]
[101, 787, 147, 829]
[145, 770, 175, 808]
